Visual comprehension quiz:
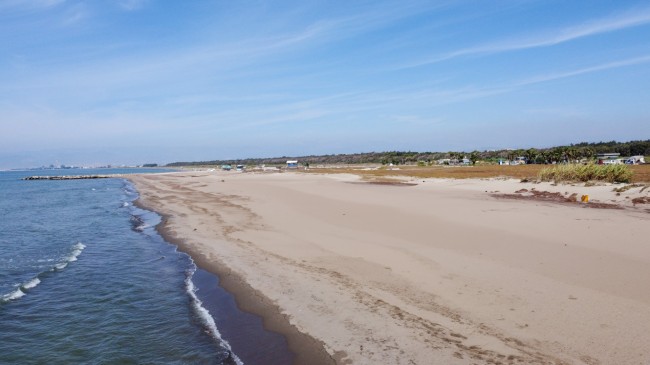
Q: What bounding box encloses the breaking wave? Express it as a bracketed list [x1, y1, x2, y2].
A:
[2, 242, 86, 303]
[1, 288, 26, 303]
[67, 242, 86, 262]
[185, 265, 243, 365]
[22, 278, 41, 290]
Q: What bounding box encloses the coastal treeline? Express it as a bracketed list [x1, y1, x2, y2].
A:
[166, 139, 650, 167]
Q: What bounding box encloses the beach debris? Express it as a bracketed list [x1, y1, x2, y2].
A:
[632, 196, 650, 205]
[492, 190, 622, 209]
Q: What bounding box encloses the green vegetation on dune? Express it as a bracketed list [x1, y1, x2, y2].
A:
[538, 164, 633, 183]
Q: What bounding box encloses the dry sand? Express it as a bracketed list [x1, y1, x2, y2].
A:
[129, 171, 650, 365]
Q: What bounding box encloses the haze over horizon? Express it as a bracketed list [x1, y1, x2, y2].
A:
[2, 1, 649, 169]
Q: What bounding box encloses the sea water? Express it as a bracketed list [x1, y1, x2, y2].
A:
[0, 169, 241, 364]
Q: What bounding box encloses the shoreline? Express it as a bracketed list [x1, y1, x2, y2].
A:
[131, 183, 336, 365]
[128, 171, 650, 365]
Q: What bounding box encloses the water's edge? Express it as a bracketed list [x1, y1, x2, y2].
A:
[127, 178, 305, 365]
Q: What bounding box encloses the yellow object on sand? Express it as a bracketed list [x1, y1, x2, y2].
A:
[581, 195, 589, 203]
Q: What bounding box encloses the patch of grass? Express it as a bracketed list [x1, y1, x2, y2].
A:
[631, 164, 650, 183]
[305, 164, 547, 180]
[300, 164, 650, 183]
[538, 164, 633, 183]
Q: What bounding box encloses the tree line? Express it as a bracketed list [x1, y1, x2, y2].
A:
[166, 139, 650, 167]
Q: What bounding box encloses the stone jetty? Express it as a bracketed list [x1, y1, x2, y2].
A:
[23, 175, 119, 181]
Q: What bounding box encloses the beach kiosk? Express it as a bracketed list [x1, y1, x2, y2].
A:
[286, 160, 298, 169]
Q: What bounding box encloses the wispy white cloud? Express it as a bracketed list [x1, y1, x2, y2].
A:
[418, 54, 650, 104]
[1, 1, 451, 99]
[516, 54, 650, 86]
[401, 7, 650, 68]
[2, 6, 416, 100]
[125, 54, 650, 132]
[230, 1, 454, 56]
[364, 54, 650, 111]
[117, 0, 149, 12]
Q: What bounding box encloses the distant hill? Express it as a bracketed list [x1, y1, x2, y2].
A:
[166, 139, 650, 167]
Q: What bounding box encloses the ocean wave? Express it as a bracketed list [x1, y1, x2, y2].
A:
[1, 275, 44, 303]
[52, 242, 85, 270]
[1, 288, 25, 303]
[4, 242, 87, 303]
[185, 266, 243, 365]
[67, 242, 86, 262]
[122, 183, 137, 196]
[22, 277, 41, 290]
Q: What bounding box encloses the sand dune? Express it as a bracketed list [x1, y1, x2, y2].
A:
[129, 171, 650, 365]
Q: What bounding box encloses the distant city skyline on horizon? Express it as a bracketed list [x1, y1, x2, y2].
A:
[2, 1, 650, 169]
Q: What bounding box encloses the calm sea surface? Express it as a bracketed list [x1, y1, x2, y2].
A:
[0, 169, 244, 364]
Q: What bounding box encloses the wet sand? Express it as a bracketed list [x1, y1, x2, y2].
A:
[129, 171, 650, 365]
[133, 197, 335, 365]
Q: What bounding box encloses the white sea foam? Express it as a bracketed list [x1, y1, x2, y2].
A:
[1, 288, 25, 302]
[2, 276, 43, 302]
[23, 277, 41, 290]
[185, 266, 243, 365]
[68, 242, 86, 262]
[52, 242, 86, 270]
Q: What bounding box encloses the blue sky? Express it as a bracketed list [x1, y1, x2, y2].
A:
[1, 0, 649, 168]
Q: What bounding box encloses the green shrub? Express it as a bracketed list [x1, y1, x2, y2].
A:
[538, 164, 632, 183]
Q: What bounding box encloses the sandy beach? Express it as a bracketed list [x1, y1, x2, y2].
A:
[129, 170, 650, 365]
